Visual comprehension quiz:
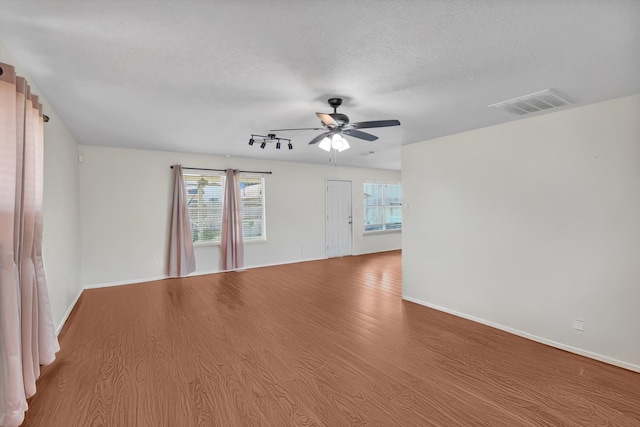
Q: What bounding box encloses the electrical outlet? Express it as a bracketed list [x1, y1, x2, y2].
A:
[574, 319, 584, 332]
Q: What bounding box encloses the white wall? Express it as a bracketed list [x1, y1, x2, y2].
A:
[42, 104, 83, 330]
[78, 145, 401, 286]
[0, 42, 83, 330]
[402, 94, 640, 371]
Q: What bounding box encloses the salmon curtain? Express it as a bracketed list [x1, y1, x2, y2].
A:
[168, 165, 196, 277]
[0, 62, 59, 427]
[220, 169, 243, 270]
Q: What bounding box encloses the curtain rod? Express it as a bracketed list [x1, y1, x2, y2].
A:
[171, 166, 272, 175]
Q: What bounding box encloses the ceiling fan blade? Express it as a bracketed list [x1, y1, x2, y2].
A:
[308, 132, 330, 145]
[269, 127, 323, 131]
[343, 129, 378, 141]
[351, 119, 400, 129]
[316, 113, 338, 127]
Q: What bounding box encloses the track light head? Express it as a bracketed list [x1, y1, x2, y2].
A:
[249, 138, 254, 146]
[276, 142, 281, 149]
[288, 142, 293, 150]
[260, 142, 266, 149]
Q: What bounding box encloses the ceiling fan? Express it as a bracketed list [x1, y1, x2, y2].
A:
[270, 98, 400, 152]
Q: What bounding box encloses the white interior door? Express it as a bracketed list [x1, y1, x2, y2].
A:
[326, 180, 352, 258]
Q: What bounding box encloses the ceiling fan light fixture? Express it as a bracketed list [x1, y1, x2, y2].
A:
[331, 134, 350, 152]
[319, 137, 332, 152]
[331, 134, 343, 150]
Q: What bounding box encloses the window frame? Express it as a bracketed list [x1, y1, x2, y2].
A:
[183, 172, 266, 246]
[363, 181, 402, 234]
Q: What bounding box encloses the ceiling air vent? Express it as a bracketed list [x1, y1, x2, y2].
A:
[489, 89, 572, 115]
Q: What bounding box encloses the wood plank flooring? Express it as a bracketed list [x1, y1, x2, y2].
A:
[23, 251, 640, 426]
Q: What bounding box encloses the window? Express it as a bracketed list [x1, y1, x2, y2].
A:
[184, 173, 265, 244]
[364, 182, 402, 232]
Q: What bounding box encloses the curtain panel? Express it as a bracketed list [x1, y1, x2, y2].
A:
[168, 165, 196, 277]
[0, 62, 59, 427]
[220, 169, 244, 270]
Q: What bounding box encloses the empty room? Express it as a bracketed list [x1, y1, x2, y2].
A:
[1, 1, 639, 426]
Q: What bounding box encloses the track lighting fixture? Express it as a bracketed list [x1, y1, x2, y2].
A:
[248, 134, 292, 151]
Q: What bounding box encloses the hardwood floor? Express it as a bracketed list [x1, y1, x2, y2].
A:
[23, 251, 640, 426]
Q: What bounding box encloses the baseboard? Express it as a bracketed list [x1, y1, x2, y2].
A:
[81, 257, 329, 289]
[402, 295, 640, 374]
[84, 275, 169, 289]
[232, 257, 328, 272]
[56, 287, 84, 335]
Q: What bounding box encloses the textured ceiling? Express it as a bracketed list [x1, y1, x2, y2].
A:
[1, 0, 639, 170]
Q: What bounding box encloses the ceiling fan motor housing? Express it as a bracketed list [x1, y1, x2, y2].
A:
[329, 113, 349, 126]
[326, 98, 349, 125]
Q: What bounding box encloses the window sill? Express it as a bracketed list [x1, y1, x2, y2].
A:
[193, 241, 218, 247]
[363, 229, 402, 236]
[193, 238, 266, 247]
